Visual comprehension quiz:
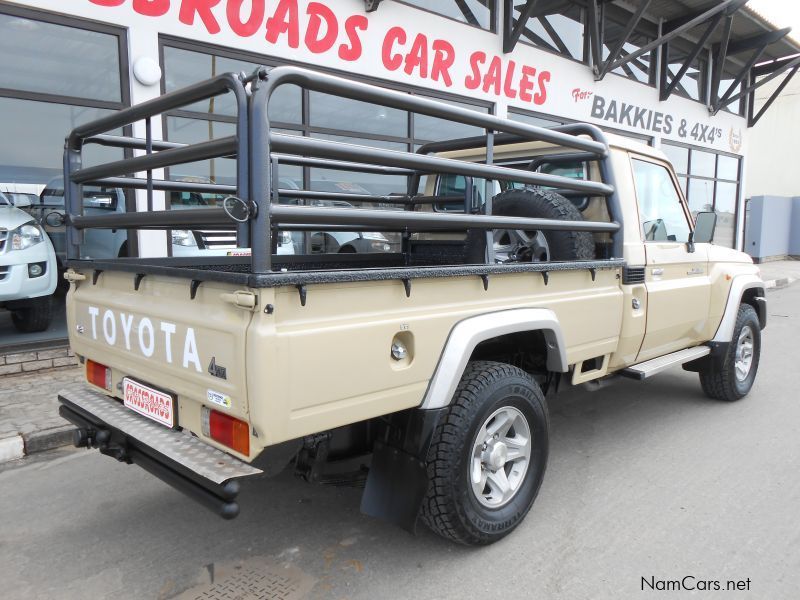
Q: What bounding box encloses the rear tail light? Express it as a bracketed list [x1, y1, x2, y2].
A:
[86, 359, 111, 391]
[201, 407, 250, 456]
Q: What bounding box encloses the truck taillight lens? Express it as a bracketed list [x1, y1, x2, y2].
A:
[86, 359, 111, 391]
[201, 407, 250, 456]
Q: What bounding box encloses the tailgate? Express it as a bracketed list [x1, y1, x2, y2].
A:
[66, 270, 255, 440]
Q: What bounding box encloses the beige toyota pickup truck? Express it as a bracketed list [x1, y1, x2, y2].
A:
[57, 67, 766, 546]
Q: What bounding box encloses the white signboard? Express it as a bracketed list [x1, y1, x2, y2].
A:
[18, 0, 747, 154]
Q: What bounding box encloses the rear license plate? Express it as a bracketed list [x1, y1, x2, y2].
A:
[122, 378, 175, 428]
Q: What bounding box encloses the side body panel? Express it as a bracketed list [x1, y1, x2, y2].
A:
[638, 243, 711, 361]
[246, 268, 624, 448]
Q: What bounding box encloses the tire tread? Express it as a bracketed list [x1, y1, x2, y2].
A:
[421, 361, 547, 545]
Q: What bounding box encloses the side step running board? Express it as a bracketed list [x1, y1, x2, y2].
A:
[621, 346, 710, 380]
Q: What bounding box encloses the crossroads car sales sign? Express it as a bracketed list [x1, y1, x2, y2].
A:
[81, 0, 746, 153]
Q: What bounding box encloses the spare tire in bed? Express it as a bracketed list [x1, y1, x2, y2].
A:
[480, 188, 596, 262]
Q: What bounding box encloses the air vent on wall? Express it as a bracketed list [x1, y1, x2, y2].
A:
[622, 266, 646, 285]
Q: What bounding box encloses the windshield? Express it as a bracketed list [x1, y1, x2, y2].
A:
[0, 191, 9, 206]
[168, 190, 227, 209]
[7, 192, 37, 206]
[40, 182, 120, 210]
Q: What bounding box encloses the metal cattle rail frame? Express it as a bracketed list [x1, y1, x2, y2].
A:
[63, 66, 623, 285]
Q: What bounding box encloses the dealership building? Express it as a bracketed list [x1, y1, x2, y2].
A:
[1, 0, 799, 353]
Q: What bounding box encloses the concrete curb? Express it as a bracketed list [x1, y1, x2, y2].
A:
[0, 435, 25, 463]
[24, 425, 77, 455]
[0, 426, 77, 465]
[765, 277, 796, 290]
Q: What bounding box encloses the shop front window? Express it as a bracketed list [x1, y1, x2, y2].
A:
[665, 43, 708, 102]
[601, 5, 656, 84]
[160, 39, 492, 255]
[0, 7, 127, 349]
[396, 0, 494, 30]
[662, 142, 741, 249]
[0, 13, 121, 102]
[515, 4, 585, 61]
[716, 68, 746, 116]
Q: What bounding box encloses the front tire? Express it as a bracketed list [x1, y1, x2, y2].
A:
[699, 304, 761, 401]
[11, 296, 53, 333]
[421, 361, 549, 545]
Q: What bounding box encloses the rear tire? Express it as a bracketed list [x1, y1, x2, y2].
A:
[421, 361, 549, 545]
[699, 304, 760, 401]
[11, 296, 52, 333]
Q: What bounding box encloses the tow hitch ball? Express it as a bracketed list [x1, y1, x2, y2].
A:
[73, 427, 107, 449]
[73, 428, 129, 462]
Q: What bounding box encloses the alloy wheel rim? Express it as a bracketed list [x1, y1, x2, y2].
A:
[469, 406, 532, 508]
[493, 229, 550, 262]
[734, 325, 755, 382]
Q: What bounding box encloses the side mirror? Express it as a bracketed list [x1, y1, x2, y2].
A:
[45, 211, 66, 228]
[694, 211, 717, 244]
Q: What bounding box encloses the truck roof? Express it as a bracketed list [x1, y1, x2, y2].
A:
[438, 131, 668, 165]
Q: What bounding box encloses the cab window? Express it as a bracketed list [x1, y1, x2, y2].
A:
[632, 158, 691, 243]
[434, 174, 485, 212]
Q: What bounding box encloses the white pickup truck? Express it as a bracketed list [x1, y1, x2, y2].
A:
[0, 191, 58, 332]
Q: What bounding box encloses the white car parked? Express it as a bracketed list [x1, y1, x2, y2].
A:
[0, 191, 58, 332]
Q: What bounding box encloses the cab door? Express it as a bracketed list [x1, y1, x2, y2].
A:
[631, 156, 711, 362]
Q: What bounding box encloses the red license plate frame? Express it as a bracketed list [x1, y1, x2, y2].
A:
[122, 378, 176, 428]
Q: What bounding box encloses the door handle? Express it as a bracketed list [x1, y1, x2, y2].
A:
[651, 268, 664, 276]
[220, 290, 258, 310]
[686, 267, 704, 276]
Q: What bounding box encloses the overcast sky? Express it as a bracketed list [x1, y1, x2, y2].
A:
[748, 0, 800, 41]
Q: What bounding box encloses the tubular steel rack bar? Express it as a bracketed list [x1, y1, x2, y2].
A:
[271, 154, 414, 175]
[72, 137, 238, 184]
[277, 189, 414, 205]
[250, 67, 614, 272]
[87, 177, 237, 195]
[269, 205, 620, 233]
[72, 209, 232, 230]
[85, 134, 186, 152]
[64, 72, 249, 258]
[269, 133, 614, 195]
[65, 65, 622, 275]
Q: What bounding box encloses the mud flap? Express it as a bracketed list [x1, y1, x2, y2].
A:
[360, 407, 445, 533]
[360, 440, 428, 532]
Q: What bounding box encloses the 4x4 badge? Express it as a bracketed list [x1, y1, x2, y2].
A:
[208, 357, 227, 380]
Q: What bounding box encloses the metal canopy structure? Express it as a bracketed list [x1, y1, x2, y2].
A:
[502, 0, 800, 126]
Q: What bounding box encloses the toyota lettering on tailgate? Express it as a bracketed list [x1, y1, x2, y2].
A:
[85, 306, 203, 373]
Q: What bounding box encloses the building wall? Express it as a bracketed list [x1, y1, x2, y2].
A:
[744, 195, 800, 260]
[746, 72, 800, 198]
[3, 0, 750, 253]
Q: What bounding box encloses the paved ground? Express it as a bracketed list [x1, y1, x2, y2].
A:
[0, 283, 798, 599]
[0, 367, 81, 458]
[758, 257, 800, 288]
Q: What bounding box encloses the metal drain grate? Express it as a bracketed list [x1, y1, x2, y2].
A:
[177, 560, 315, 600]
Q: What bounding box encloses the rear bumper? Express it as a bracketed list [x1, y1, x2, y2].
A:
[58, 383, 262, 519]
